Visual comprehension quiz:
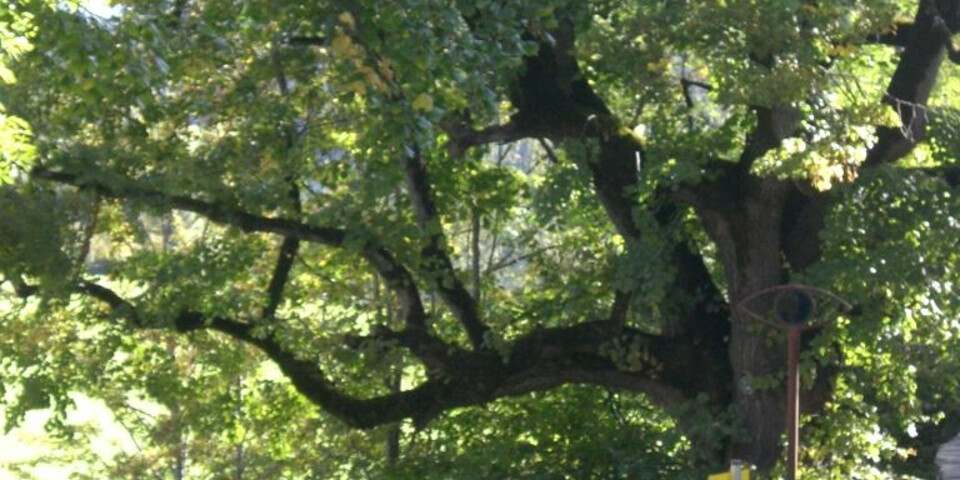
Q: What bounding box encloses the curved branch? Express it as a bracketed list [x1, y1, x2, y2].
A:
[60, 277, 707, 430]
[174, 312, 458, 428]
[914, 163, 960, 187]
[177, 311, 693, 428]
[76, 281, 141, 322]
[40, 278, 462, 428]
[14, 278, 143, 326]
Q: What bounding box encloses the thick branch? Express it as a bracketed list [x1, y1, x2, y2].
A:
[443, 121, 528, 158]
[864, 0, 959, 167]
[866, 22, 914, 47]
[76, 281, 141, 322]
[916, 163, 960, 186]
[173, 307, 695, 428]
[737, 105, 802, 173]
[515, 20, 647, 240]
[780, 186, 831, 272]
[40, 278, 459, 428]
[175, 312, 459, 428]
[286, 36, 326, 47]
[494, 367, 686, 407]
[401, 146, 489, 349]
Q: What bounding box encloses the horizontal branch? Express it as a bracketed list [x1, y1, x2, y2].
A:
[494, 368, 685, 407]
[205, 310, 691, 427]
[76, 281, 143, 324]
[31, 166, 432, 336]
[865, 22, 914, 47]
[16, 277, 461, 428]
[286, 35, 326, 46]
[32, 167, 346, 245]
[443, 121, 528, 157]
[12, 278, 144, 326]
[915, 164, 960, 187]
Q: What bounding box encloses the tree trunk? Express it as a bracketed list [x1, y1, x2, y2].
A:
[696, 177, 792, 470]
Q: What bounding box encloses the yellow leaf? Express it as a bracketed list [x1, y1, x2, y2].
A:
[365, 71, 388, 92]
[331, 33, 353, 56]
[411, 93, 434, 112]
[0, 65, 15, 84]
[377, 58, 394, 82]
[829, 43, 858, 57]
[339, 11, 355, 29]
[347, 80, 367, 95]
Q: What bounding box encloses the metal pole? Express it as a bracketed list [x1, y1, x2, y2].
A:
[738, 285, 851, 480]
[730, 459, 743, 480]
[786, 326, 801, 480]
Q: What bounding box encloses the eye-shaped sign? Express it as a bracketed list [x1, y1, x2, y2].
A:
[736, 284, 852, 330]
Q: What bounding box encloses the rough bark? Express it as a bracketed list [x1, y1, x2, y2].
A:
[689, 175, 793, 467]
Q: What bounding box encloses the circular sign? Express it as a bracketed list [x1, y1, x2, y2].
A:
[774, 290, 815, 326]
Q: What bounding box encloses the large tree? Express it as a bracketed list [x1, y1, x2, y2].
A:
[3, 0, 960, 475]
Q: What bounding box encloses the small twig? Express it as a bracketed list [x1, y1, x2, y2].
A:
[286, 36, 327, 46]
[486, 245, 560, 274]
[537, 138, 560, 164]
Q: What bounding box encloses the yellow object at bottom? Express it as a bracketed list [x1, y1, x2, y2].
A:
[707, 471, 750, 480]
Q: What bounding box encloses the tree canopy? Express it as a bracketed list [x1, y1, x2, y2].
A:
[3, 0, 960, 477]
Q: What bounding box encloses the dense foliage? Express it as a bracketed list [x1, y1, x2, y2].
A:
[3, 0, 960, 477]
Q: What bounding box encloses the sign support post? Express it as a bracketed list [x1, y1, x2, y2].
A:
[737, 285, 851, 480]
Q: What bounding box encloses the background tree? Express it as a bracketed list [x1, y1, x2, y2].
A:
[3, 0, 960, 476]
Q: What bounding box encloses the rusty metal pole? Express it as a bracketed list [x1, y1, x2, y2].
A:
[786, 326, 801, 480]
[737, 285, 851, 480]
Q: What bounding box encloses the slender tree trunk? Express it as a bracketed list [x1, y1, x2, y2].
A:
[168, 341, 188, 480]
[375, 275, 403, 466]
[386, 370, 402, 466]
[470, 205, 481, 303]
[234, 373, 245, 480]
